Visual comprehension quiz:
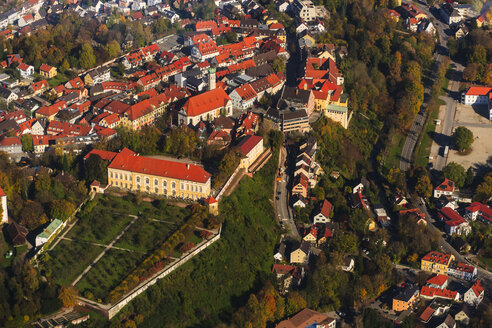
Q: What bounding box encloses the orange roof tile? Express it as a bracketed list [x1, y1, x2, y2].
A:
[108, 148, 210, 183]
[182, 88, 230, 117]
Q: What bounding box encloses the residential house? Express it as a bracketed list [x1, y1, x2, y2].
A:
[84, 67, 111, 85]
[461, 86, 491, 106]
[0, 187, 7, 224]
[427, 274, 449, 289]
[374, 205, 390, 228]
[39, 64, 57, 78]
[276, 308, 335, 328]
[313, 199, 332, 224]
[292, 195, 307, 208]
[274, 242, 287, 262]
[447, 262, 477, 281]
[0, 137, 22, 154]
[440, 3, 462, 26]
[17, 63, 34, 78]
[107, 148, 211, 200]
[434, 178, 456, 198]
[352, 191, 370, 210]
[30, 79, 49, 95]
[229, 84, 257, 110]
[392, 283, 420, 312]
[464, 280, 484, 307]
[35, 218, 64, 247]
[6, 221, 28, 245]
[436, 314, 456, 328]
[0, 87, 17, 103]
[341, 257, 354, 272]
[353, 177, 369, 194]
[454, 306, 472, 325]
[179, 88, 232, 126]
[439, 207, 471, 236]
[302, 226, 318, 245]
[236, 135, 264, 170]
[290, 240, 311, 265]
[191, 40, 220, 61]
[291, 0, 317, 22]
[292, 173, 309, 198]
[272, 264, 303, 292]
[420, 286, 459, 301]
[464, 202, 492, 224]
[421, 251, 455, 275]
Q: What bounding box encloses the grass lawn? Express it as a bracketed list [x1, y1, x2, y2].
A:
[47, 72, 72, 87]
[67, 196, 136, 244]
[414, 101, 441, 167]
[114, 219, 174, 253]
[76, 249, 146, 302]
[45, 239, 103, 286]
[384, 133, 405, 171]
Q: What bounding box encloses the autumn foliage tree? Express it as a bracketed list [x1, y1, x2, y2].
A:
[58, 286, 78, 308]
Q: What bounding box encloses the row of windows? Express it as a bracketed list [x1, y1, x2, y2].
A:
[111, 180, 205, 199]
[109, 173, 204, 192]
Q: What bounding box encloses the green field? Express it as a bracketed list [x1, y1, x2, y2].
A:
[76, 249, 147, 302]
[384, 133, 405, 171]
[114, 219, 175, 253]
[44, 239, 103, 286]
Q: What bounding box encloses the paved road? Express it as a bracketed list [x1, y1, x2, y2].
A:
[400, 2, 452, 171]
[274, 146, 300, 239]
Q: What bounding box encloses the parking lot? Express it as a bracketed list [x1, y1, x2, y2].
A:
[447, 104, 492, 172]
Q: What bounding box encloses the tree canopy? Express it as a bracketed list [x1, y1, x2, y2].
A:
[453, 126, 474, 152]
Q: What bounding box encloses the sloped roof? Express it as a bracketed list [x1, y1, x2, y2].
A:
[236, 135, 263, 157]
[182, 88, 230, 117]
[108, 148, 210, 183]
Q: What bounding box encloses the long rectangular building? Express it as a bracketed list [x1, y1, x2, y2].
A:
[106, 148, 211, 200]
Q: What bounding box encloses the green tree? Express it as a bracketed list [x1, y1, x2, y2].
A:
[443, 162, 466, 188]
[452, 126, 474, 152]
[415, 175, 432, 199]
[475, 174, 492, 202]
[272, 57, 286, 73]
[58, 286, 78, 308]
[106, 40, 121, 58]
[79, 43, 96, 69]
[21, 134, 33, 152]
[50, 199, 76, 221]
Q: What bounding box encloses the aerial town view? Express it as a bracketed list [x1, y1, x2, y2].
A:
[0, 0, 491, 327]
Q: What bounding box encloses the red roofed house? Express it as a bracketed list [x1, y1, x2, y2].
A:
[30, 79, 49, 95]
[107, 148, 211, 200]
[276, 308, 336, 328]
[313, 199, 332, 224]
[84, 148, 118, 161]
[0, 136, 22, 154]
[17, 62, 34, 78]
[35, 101, 67, 121]
[465, 202, 492, 224]
[229, 83, 258, 110]
[203, 196, 218, 215]
[39, 64, 57, 78]
[434, 178, 456, 198]
[99, 113, 120, 129]
[426, 274, 449, 289]
[448, 261, 477, 281]
[292, 173, 309, 198]
[121, 93, 169, 130]
[0, 187, 7, 224]
[179, 88, 232, 126]
[461, 86, 491, 105]
[420, 286, 459, 301]
[464, 280, 484, 306]
[302, 226, 318, 244]
[272, 264, 304, 291]
[195, 20, 218, 32]
[191, 40, 220, 61]
[421, 251, 455, 275]
[65, 77, 84, 89]
[439, 207, 471, 236]
[236, 135, 264, 170]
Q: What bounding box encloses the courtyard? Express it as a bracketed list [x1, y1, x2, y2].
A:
[447, 103, 492, 172]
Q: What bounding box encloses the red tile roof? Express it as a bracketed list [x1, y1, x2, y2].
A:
[427, 274, 448, 287]
[420, 286, 457, 299]
[102, 113, 119, 125]
[234, 83, 257, 101]
[471, 280, 484, 297]
[435, 178, 455, 192]
[452, 262, 476, 274]
[195, 20, 218, 31]
[204, 196, 217, 204]
[236, 135, 263, 157]
[439, 207, 466, 227]
[125, 93, 169, 121]
[39, 64, 54, 72]
[0, 187, 5, 197]
[17, 62, 30, 71]
[31, 79, 49, 92]
[182, 88, 230, 117]
[422, 251, 452, 265]
[465, 86, 491, 96]
[0, 136, 21, 146]
[419, 306, 435, 322]
[108, 148, 211, 183]
[320, 199, 332, 218]
[84, 149, 118, 161]
[66, 77, 84, 89]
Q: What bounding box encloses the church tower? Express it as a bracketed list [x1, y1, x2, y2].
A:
[208, 66, 216, 91]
